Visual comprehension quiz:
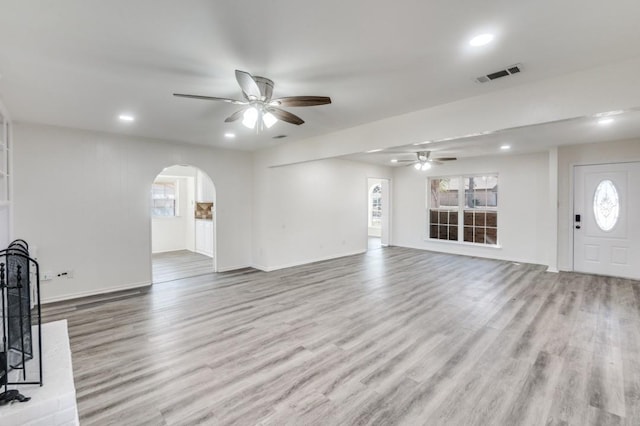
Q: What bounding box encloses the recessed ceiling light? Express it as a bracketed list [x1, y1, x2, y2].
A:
[469, 34, 495, 47]
[118, 114, 135, 122]
[500, 144, 511, 150]
[595, 110, 624, 118]
[598, 118, 614, 125]
[391, 159, 398, 163]
[224, 132, 236, 138]
[366, 149, 383, 153]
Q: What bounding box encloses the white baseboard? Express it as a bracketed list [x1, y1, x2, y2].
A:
[195, 249, 214, 258]
[253, 250, 366, 272]
[395, 243, 549, 269]
[216, 264, 252, 272]
[151, 248, 188, 254]
[41, 281, 151, 304]
[546, 267, 560, 273]
[251, 264, 269, 271]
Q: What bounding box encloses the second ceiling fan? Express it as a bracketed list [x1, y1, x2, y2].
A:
[174, 70, 331, 130]
[397, 151, 457, 170]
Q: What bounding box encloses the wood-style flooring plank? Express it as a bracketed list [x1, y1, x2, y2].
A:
[152, 249, 214, 283]
[40, 246, 640, 425]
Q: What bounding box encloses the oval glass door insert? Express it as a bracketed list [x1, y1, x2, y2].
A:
[593, 179, 619, 231]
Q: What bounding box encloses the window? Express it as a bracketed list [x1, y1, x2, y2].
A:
[429, 177, 460, 241]
[428, 175, 498, 245]
[151, 181, 177, 216]
[593, 179, 619, 231]
[370, 184, 382, 227]
[463, 175, 498, 244]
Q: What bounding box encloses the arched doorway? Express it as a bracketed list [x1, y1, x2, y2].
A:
[150, 165, 217, 283]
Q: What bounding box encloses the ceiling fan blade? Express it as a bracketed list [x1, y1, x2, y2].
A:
[267, 107, 305, 125]
[224, 108, 248, 123]
[173, 93, 247, 105]
[434, 157, 457, 161]
[270, 96, 332, 107]
[235, 70, 262, 100]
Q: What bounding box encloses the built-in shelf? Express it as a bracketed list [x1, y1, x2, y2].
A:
[0, 106, 12, 247]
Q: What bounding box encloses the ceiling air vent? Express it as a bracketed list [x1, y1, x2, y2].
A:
[475, 64, 522, 83]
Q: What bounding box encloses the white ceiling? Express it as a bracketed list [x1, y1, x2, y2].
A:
[343, 108, 640, 166]
[1, 1, 640, 151]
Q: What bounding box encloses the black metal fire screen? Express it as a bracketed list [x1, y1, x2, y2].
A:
[0, 239, 42, 405]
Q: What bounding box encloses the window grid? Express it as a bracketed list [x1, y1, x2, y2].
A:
[428, 175, 498, 246]
[428, 177, 460, 242]
[152, 182, 177, 217]
[371, 184, 382, 227]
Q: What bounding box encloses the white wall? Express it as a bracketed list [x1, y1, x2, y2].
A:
[392, 151, 551, 266]
[196, 169, 215, 202]
[151, 176, 193, 253]
[151, 165, 198, 253]
[557, 138, 640, 271]
[252, 157, 392, 270]
[13, 123, 252, 302]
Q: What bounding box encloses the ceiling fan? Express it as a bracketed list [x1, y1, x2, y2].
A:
[174, 70, 331, 130]
[397, 151, 457, 170]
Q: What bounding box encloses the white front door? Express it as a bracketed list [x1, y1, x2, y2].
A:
[573, 162, 640, 279]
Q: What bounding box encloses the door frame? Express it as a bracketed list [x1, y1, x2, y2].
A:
[366, 177, 392, 248]
[570, 160, 637, 272]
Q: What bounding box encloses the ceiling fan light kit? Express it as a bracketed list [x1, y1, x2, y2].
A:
[174, 70, 331, 132]
[262, 111, 277, 128]
[242, 107, 258, 128]
[241, 107, 277, 130]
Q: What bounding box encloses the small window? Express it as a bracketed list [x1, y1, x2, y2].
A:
[370, 184, 382, 227]
[152, 181, 177, 216]
[593, 179, 619, 231]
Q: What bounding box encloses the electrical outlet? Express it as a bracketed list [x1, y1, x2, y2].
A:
[42, 272, 54, 281]
[57, 270, 74, 278]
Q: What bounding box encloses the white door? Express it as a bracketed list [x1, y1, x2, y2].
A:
[573, 162, 640, 279]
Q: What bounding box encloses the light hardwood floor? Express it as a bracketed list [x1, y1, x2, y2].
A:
[152, 250, 214, 283]
[42, 247, 640, 425]
[367, 237, 382, 250]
